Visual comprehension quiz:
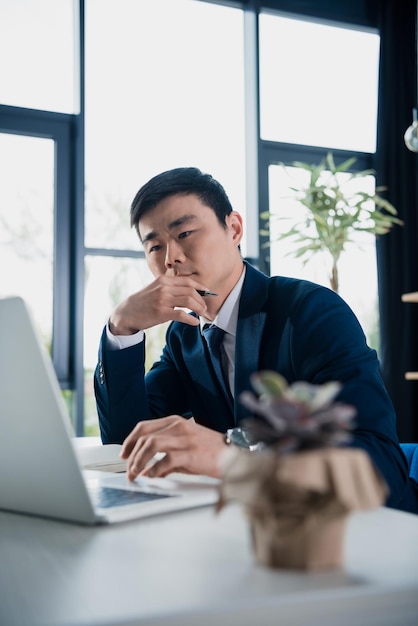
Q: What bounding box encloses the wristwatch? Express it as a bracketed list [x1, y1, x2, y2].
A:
[224, 427, 259, 449]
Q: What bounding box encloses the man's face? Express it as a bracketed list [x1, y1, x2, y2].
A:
[138, 193, 244, 295]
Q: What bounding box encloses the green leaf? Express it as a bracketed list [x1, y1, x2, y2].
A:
[266, 152, 403, 292]
[250, 370, 288, 398]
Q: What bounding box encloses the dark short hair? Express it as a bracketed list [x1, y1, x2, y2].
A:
[130, 167, 234, 235]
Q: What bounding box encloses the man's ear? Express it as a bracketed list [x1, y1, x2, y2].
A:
[227, 211, 244, 247]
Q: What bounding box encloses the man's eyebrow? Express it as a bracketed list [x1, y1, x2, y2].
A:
[141, 230, 157, 245]
[141, 214, 198, 244]
[167, 214, 198, 230]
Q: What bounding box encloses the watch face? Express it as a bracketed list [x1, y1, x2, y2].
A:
[226, 426, 261, 449]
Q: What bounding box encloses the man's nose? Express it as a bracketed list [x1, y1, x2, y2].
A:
[164, 240, 186, 268]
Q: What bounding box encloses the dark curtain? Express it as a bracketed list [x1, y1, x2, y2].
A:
[375, 0, 418, 442]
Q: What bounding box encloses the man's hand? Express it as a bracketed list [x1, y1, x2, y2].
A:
[120, 416, 226, 480]
[109, 275, 213, 335]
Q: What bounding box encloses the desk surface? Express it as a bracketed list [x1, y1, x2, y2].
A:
[0, 501, 417, 626]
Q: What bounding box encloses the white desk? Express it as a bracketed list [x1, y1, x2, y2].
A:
[0, 502, 417, 626]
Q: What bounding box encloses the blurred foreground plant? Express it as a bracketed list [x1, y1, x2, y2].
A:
[218, 372, 387, 571]
[239, 371, 356, 454]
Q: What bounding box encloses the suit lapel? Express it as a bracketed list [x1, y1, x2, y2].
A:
[234, 263, 269, 424]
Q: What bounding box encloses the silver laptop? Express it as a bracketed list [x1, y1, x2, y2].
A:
[0, 296, 220, 525]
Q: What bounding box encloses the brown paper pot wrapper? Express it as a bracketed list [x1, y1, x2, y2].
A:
[218, 446, 388, 570]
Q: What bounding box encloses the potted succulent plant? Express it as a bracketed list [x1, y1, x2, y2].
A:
[217, 371, 387, 570]
[261, 152, 403, 293]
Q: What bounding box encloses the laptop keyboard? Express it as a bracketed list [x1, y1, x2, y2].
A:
[91, 485, 174, 509]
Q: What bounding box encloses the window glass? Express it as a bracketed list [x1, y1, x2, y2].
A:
[267, 163, 379, 351]
[84, 255, 169, 435]
[0, 0, 76, 113]
[0, 132, 54, 350]
[84, 0, 246, 253]
[259, 13, 380, 152]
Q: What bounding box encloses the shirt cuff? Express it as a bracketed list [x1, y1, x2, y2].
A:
[105, 323, 144, 350]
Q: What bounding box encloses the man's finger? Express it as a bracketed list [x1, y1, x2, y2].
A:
[126, 428, 188, 480]
[140, 450, 191, 478]
[120, 417, 173, 458]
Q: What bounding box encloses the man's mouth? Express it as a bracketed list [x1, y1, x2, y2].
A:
[172, 272, 195, 277]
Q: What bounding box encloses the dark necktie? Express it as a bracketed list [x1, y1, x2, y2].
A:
[202, 324, 233, 410]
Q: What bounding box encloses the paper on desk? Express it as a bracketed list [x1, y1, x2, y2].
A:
[73, 443, 127, 473]
[74, 444, 170, 475]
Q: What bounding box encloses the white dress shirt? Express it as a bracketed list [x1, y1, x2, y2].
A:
[199, 266, 245, 396]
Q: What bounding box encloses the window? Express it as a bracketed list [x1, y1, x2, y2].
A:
[0, 1, 383, 435]
[259, 12, 380, 152]
[83, 0, 246, 433]
[0, 107, 74, 389]
[0, 0, 77, 113]
[0, 134, 54, 345]
[267, 163, 379, 349]
[258, 12, 380, 349]
[85, 0, 246, 253]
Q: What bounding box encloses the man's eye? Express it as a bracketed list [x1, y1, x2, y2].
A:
[149, 244, 161, 253]
[178, 231, 191, 239]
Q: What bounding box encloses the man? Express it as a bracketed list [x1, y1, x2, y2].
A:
[94, 167, 417, 513]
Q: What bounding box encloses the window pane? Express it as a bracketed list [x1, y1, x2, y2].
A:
[267, 163, 379, 350]
[85, 0, 246, 252]
[0, 0, 76, 113]
[84, 255, 169, 435]
[259, 14, 380, 152]
[0, 133, 54, 351]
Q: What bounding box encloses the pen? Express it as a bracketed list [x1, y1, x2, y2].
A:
[196, 289, 218, 297]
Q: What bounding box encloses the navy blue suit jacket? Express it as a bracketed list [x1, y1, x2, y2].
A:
[95, 262, 418, 513]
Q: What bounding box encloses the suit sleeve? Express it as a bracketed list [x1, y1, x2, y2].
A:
[94, 328, 149, 443]
[282, 284, 411, 510]
[94, 326, 191, 444]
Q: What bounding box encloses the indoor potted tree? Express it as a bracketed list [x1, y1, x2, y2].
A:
[262, 152, 403, 293]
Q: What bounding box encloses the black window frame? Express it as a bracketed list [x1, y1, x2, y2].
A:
[0, 104, 76, 387]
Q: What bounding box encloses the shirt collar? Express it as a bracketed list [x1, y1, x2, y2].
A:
[200, 265, 246, 337]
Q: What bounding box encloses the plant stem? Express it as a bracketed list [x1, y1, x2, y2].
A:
[330, 261, 339, 293]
